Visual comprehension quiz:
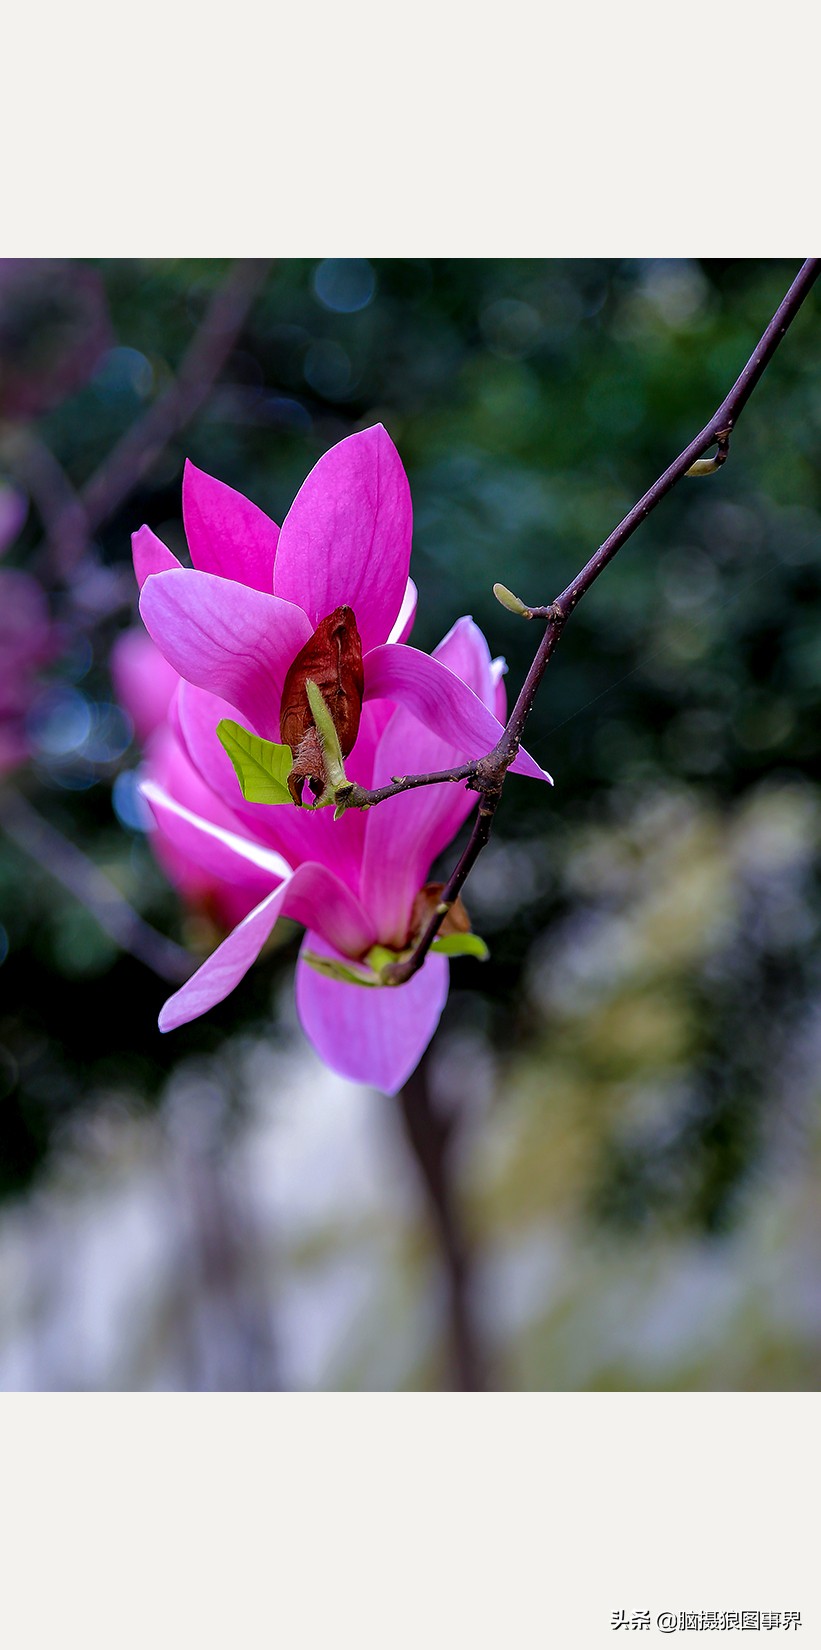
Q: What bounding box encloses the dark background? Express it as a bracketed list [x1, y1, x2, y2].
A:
[1, 258, 819, 1389]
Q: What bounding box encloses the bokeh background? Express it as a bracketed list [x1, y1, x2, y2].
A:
[1, 257, 820, 1390]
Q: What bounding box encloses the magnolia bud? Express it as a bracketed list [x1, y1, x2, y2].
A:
[493, 583, 532, 618]
[280, 606, 364, 804]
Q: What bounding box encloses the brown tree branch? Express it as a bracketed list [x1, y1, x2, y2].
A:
[81, 260, 271, 537]
[0, 427, 90, 572]
[2, 262, 272, 586]
[378, 257, 820, 986]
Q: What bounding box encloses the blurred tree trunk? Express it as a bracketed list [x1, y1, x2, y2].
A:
[398, 1055, 489, 1391]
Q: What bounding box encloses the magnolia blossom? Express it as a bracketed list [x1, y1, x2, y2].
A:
[131, 425, 550, 1092]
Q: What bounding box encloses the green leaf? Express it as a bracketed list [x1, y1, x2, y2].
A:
[305, 679, 347, 789]
[302, 951, 381, 988]
[430, 932, 490, 961]
[216, 720, 294, 805]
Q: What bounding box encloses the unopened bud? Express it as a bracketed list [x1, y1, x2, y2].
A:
[493, 583, 532, 618]
[280, 606, 363, 804]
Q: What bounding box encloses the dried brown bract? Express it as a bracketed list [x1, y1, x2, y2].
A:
[280, 606, 364, 804]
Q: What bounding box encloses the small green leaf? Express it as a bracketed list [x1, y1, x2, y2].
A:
[302, 951, 381, 987]
[217, 720, 294, 805]
[305, 679, 347, 789]
[430, 932, 490, 961]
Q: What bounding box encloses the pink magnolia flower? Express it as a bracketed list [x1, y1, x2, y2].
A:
[130, 425, 550, 1092]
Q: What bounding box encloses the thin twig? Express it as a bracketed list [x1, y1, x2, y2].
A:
[0, 266, 271, 984]
[345, 760, 478, 810]
[3, 262, 271, 586]
[0, 789, 191, 983]
[81, 260, 271, 536]
[0, 427, 90, 573]
[380, 257, 820, 986]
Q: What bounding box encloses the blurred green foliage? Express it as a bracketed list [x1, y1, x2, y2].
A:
[1, 257, 820, 1302]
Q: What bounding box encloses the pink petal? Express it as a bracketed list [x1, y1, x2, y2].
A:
[431, 615, 498, 699]
[141, 778, 293, 885]
[150, 710, 254, 839]
[273, 425, 412, 654]
[492, 658, 508, 723]
[132, 525, 181, 591]
[388, 577, 417, 645]
[363, 641, 552, 783]
[143, 778, 374, 958]
[159, 860, 377, 1032]
[139, 568, 312, 740]
[283, 865, 376, 958]
[174, 678, 370, 889]
[145, 728, 273, 925]
[360, 618, 503, 947]
[159, 885, 289, 1031]
[183, 460, 280, 594]
[111, 628, 180, 743]
[295, 933, 449, 1094]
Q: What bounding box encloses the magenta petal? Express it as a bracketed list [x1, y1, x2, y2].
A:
[173, 679, 252, 799]
[363, 642, 552, 783]
[430, 615, 498, 699]
[174, 678, 369, 887]
[111, 629, 180, 744]
[144, 781, 374, 958]
[273, 425, 412, 654]
[141, 779, 293, 887]
[183, 460, 280, 594]
[492, 660, 507, 723]
[360, 618, 502, 946]
[132, 525, 181, 591]
[159, 886, 289, 1031]
[145, 730, 274, 922]
[295, 933, 449, 1094]
[139, 569, 312, 740]
[388, 577, 417, 644]
[159, 858, 377, 1032]
[282, 865, 375, 958]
